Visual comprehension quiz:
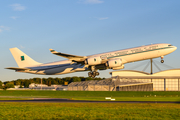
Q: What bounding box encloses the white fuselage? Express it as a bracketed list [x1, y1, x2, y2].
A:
[20, 43, 177, 75]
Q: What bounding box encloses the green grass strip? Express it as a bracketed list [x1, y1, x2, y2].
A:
[0, 103, 179, 120]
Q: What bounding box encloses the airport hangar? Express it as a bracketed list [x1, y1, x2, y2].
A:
[68, 69, 180, 91]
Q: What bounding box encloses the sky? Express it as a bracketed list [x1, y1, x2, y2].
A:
[1, 0, 180, 82]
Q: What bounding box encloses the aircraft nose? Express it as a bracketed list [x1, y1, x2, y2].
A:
[172, 46, 177, 52]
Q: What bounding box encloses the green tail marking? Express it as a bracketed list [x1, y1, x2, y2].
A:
[21, 56, 25, 61]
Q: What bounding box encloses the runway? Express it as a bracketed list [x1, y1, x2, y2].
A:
[0, 98, 179, 103]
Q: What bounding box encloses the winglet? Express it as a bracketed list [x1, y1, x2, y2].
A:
[49, 49, 57, 53]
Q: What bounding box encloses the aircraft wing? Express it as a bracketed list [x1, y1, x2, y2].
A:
[50, 49, 87, 62]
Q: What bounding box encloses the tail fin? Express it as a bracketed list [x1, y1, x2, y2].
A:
[10, 47, 41, 68]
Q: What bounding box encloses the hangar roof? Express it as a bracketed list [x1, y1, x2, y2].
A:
[110, 69, 180, 79]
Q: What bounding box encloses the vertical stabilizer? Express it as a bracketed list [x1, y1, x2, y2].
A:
[10, 47, 41, 68]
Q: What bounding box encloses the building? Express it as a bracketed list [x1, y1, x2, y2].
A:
[68, 69, 180, 91]
[29, 83, 48, 88]
[110, 69, 180, 91]
[68, 79, 115, 91]
[68, 78, 153, 91]
[30, 83, 68, 91]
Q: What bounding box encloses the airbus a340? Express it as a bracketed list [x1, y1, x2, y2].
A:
[6, 43, 177, 77]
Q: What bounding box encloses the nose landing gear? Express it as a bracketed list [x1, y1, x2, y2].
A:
[161, 60, 164, 63]
[161, 56, 164, 63]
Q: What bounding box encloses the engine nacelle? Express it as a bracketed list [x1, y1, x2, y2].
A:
[85, 56, 102, 65]
[106, 58, 122, 68]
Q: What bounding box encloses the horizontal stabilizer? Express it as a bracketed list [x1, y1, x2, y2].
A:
[49, 49, 87, 62]
[5, 67, 30, 70]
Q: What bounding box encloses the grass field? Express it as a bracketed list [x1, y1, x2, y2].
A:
[0, 90, 180, 101]
[0, 102, 180, 119]
[0, 91, 180, 119]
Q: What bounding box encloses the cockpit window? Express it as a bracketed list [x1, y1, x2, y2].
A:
[168, 44, 172, 46]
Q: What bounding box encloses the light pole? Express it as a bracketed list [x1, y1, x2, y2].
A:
[150, 59, 153, 74]
[41, 78, 42, 90]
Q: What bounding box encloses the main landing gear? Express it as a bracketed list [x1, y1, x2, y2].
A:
[88, 66, 100, 78]
[88, 71, 99, 78]
[161, 56, 164, 63]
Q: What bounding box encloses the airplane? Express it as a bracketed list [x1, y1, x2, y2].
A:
[6, 43, 177, 78]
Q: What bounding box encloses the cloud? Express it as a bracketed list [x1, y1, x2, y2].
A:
[10, 16, 18, 20]
[79, 0, 104, 4]
[98, 17, 108, 20]
[10, 4, 26, 11]
[0, 26, 10, 32]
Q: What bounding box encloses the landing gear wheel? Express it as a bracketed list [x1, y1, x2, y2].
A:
[91, 74, 95, 78]
[92, 71, 96, 76]
[96, 72, 99, 76]
[161, 60, 164, 63]
[88, 72, 92, 77]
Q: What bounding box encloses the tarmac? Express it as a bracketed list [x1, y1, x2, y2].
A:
[0, 98, 179, 103]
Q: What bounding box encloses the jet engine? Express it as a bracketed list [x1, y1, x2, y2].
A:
[85, 56, 102, 65]
[106, 58, 122, 68]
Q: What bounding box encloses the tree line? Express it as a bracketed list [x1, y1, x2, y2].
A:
[0, 76, 105, 89]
